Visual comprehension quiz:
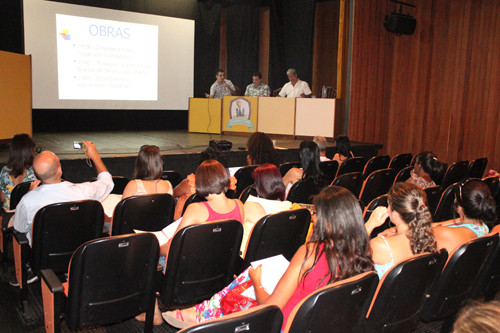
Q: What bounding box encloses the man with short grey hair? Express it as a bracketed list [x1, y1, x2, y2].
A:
[279, 68, 312, 98]
[313, 136, 330, 161]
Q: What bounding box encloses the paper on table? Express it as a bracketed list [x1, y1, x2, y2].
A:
[241, 254, 290, 299]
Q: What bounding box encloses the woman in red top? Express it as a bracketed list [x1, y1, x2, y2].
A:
[163, 186, 373, 330]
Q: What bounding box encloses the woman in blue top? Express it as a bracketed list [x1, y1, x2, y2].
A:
[366, 182, 437, 278]
[433, 179, 495, 254]
[0, 134, 39, 210]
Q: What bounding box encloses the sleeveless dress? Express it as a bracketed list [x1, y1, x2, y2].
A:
[202, 199, 242, 222]
[373, 235, 395, 279]
[446, 222, 489, 237]
[134, 179, 173, 196]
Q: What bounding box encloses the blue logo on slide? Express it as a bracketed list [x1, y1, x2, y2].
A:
[59, 29, 71, 40]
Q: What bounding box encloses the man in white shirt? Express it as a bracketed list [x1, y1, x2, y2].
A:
[279, 68, 312, 98]
[313, 136, 330, 161]
[13, 141, 114, 246]
[206, 69, 236, 99]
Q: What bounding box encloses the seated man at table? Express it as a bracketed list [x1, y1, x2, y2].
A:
[244, 72, 270, 97]
[205, 69, 236, 99]
[278, 68, 312, 98]
[13, 141, 114, 247]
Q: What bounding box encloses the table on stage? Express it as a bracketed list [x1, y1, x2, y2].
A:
[188, 96, 335, 138]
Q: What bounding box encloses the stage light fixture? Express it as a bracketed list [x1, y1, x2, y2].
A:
[384, 0, 416, 36]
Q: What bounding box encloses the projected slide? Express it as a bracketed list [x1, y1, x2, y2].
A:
[56, 14, 158, 100]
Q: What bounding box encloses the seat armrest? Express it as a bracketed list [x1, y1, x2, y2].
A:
[13, 230, 29, 245]
[40, 269, 64, 293]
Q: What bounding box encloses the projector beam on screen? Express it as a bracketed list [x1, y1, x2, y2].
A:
[24, 0, 194, 110]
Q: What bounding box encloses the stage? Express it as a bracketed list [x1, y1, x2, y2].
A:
[0, 130, 383, 183]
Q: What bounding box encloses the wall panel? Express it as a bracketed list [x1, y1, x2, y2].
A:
[349, 0, 500, 171]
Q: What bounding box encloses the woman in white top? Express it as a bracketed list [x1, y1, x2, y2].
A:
[242, 164, 292, 255]
[122, 145, 173, 199]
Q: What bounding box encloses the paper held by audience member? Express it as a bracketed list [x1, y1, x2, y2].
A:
[134, 218, 181, 246]
[241, 254, 290, 300]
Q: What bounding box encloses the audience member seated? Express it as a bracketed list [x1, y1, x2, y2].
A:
[453, 301, 500, 333]
[0, 134, 39, 212]
[12, 141, 113, 246]
[433, 179, 495, 254]
[161, 160, 244, 259]
[242, 164, 292, 255]
[122, 145, 173, 199]
[282, 140, 325, 195]
[406, 151, 445, 188]
[172, 147, 234, 220]
[365, 182, 437, 278]
[332, 135, 354, 166]
[313, 136, 330, 161]
[161, 186, 373, 330]
[246, 132, 280, 167]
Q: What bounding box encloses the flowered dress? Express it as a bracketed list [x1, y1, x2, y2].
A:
[0, 166, 37, 210]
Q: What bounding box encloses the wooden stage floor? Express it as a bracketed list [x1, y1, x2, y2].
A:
[0, 130, 382, 182]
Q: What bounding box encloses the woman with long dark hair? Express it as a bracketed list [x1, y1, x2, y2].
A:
[162, 186, 374, 330]
[282, 140, 324, 193]
[366, 182, 437, 278]
[332, 135, 354, 166]
[0, 134, 38, 210]
[406, 151, 445, 188]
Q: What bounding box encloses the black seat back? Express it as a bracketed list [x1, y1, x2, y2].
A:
[112, 193, 175, 235]
[319, 160, 339, 184]
[362, 251, 447, 333]
[286, 177, 328, 204]
[359, 168, 396, 207]
[234, 165, 258, 197]
[432, 182, 459, 222]
[393, 166, 413, 184]
[473, 233, 500, 301]
[388, 153, 412, 174]
[468, 157, 488, 179]
[331, 172, 363, 197]
[363, 195, 389, 238]
[243, 209, 311, 265]
[65, 233, 159, 330]
[285, 271, 379, 333]
[179, 305, 283, 333]
[239, 185, 258, 204]
[441, 160, 469, 189]
[423, 185, 443, 217]
[420, 234, 498, 322]
[31, 200, 104, 275]
[279, 162, 302, 177]
[362, 155, 390, 179]
[161, 220, 243, 305]
[161, 170, 183, 188]
[9, 181, 33, 210]
[110, 176, 130, 195]
[336, 157, 365, 177]
[181, 193, 207, 216]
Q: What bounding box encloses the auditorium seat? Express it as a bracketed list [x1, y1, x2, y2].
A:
[388, 153, 412, 174]
[336, 156, 365, 177]
[319, 160, 339, 184]
[360, 251, 446, 333]
[363, 195, 389, 238]
[111, 193, 175, 235]
[358, 168, 396, 207]
[441, 160, 469, 189]
[468, 157, 488, 179]
[13, 200, 104, 316]
[284, 271, 378, 333]
[160, 220, 243, 307]
[420, 234, 498, 331]
[279, 161, 301, 177]
[433, 182, 459, 222]
[423, 185, 442, 218]
[241, 209, 311, 272]
[331, 172, 363, 198]
[393, 166, 413, 184]
[40, 233, 159, 333]
[362, 155, 390, 180]
[178, 305, 283, 333]
[234, 165, 258, 198]
[161, 170, 183, 188]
